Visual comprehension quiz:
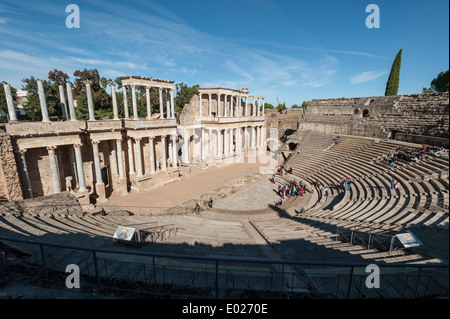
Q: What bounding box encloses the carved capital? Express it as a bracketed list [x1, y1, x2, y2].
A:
[46, 145, 57, 153]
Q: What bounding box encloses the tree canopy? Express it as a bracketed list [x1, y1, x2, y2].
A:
[174, 82, 199, 112]
[431, 70, 449, 93]
[385, 49, 402, 96]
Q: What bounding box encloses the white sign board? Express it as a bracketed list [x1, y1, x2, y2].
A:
[113, 226, 136, 241]
[396, 232, 422, 248]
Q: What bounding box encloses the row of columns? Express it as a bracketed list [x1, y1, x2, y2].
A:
[114, 84, 175, 120]
[2, 81, 175, 122]
[127, 135, 178, 178]
[16, 124, 265, 198]
[17, 143, 88, 198]
[199, 93, 265, 118]
[184, 125, 266, 163]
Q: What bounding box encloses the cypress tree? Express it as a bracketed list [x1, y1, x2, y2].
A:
[385, 49, 402, 96]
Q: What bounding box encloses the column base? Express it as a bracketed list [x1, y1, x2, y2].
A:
[117, 178, 128, 196]
[95, 182, 107, 203]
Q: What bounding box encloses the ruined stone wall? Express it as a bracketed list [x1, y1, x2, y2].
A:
[264, 109, 304, 139]
[299, 93, 449, 144]
[0, 133, 23, 200]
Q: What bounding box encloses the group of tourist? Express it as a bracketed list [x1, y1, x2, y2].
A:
[385, 144, 446, 165]
[278, 179, 307, 199]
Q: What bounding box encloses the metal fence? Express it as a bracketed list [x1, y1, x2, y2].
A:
[0, 235, 448, 299]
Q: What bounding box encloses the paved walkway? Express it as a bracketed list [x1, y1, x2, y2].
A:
[106, 161, 264, 210]
[214, 177, 283, 210]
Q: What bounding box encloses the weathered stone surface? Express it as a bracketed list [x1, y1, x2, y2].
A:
[0, 191, 83, 216]
[0, 133, 23, 200]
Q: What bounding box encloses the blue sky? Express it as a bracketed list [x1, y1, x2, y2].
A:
[0, 0, 448, 107]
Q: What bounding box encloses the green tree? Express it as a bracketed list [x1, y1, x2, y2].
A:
[276, 103, 286, 113]
[430, 70, 449, 92]
[264, 103, 274, 109]
[21, 76, 60, 120]
[75, 92, 89, 120]
[73, 68, 111, 119]
[301, 101, 308, 108]
[385, 49, 402, 96]
[174, 82, 199, 112]
[291, 104, 300, 108]
[422, 87, 435, 94]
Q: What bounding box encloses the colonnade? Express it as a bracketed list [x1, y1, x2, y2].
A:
[183, 124, 266, 163]
[2, 80, 175, 122]
[198, 91, 265, 118]
[117, 83, 175, 120]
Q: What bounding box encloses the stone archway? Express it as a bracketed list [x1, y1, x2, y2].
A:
[363, 109, 370, 117]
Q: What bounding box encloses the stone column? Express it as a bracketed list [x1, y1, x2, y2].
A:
[170, 89, 175, 118]
[92, 141, 106, 200]
[208, 129, 213, 157]
[230, 96, 234, 117]
[17, 149, 32, 198]
[262, 98, 265, 116]
[131, 84, 138, 120]
[115, 138, 127, 195]
[198, 93, 202, 118]
[229, 128, 233, 154]
[92, 141, 102, 184]
[223, 129, 230, 157]
[73, 144, 87, 191]
[47, 146, 61, 194]
[3, 83, 18, 121]
[251, 126, 256, 148]
[37, 80, 50, 122]
[158, 88, 164, 119]
[217, 129, 222, 157]
[217, 94, 221, 117]
[58, 85, 68, 120]
[208, 93, 212, 117]
[66, 82, 77, 121]
[256, 126, 259, 149]
[116, 139, 125, 179]
[85, 81, 96, 121]
[257, 97, 261, 116]
[224, 95, 228, 117]
[161, 135, 167, 171]
[244, 97, 248, 117]
[237, 95, 241, 117]
[145, 86, 152, 120]
[183, 130, 189, 163]
[252, 97, 256, 116]
[171, 134, 178, 167]
[123, 85, 130, 119]
[110, 83, 119, 120]
[148, 137, 156, 174]
[201, 128, 206, 161]
[134, 138, 143, 177]
[127, 138, 135, 175]
[166, 90, 170, 120]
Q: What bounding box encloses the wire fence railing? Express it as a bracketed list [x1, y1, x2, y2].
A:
[0, 235, 448, 299]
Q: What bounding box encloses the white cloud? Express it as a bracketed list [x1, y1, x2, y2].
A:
[350, 70, 388, 84]
[0, 17, 6, 24]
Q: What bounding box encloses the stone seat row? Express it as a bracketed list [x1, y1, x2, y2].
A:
[284, 136, 449, 230]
